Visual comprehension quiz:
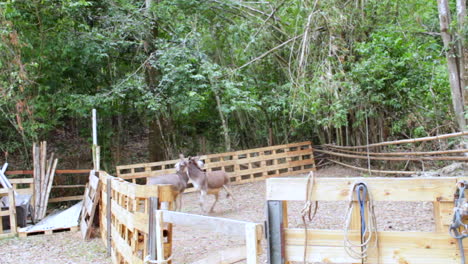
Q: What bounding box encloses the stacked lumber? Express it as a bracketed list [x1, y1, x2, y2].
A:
[33, 141, 58, 221]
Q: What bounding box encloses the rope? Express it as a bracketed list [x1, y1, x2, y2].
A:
[301, 171, 318, 264]
[449, 181, 468, 264]
[344, 182, 379, 262]
[144, 255, 173, 264]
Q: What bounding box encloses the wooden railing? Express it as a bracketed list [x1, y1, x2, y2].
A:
[116, 141, 316, 192]
[265, 176, 464, 263]
[99, 172, 175, 264]
[6, 170, 90, 203]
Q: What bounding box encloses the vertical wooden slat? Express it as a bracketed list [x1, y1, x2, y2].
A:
[106, 177, 112, 256]
[246, 223, 259, 264]
[8, 188, 17, 235]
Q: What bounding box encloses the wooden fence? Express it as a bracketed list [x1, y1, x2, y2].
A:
[265, 176, 465, 263]
[99, 171, 175, 264]
[116, 141, 316, 191]
[6, 170, 90, 203]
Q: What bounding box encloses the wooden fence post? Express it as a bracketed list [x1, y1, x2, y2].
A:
[106, 177, 112, 257]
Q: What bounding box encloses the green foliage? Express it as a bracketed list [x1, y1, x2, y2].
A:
[0, 0, 458, 165]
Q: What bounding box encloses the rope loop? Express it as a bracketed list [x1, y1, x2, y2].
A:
[343, 181, 379, 262]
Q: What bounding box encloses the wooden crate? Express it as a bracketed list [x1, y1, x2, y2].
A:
[99, 172, 175, 264]
[116, 141, 316, 192]
[265, 176, 466, 264]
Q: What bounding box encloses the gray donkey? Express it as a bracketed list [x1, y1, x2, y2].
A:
[146, 156, 189, 211]
[186, 156, 235, 213]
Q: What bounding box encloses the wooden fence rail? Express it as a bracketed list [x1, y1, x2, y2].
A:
[154, 210, 263, 264]
[99, 171, 175, 264]
[116, 141, 316, 192]
[265, 176, 466, 264]
[5, 169, 90, 203]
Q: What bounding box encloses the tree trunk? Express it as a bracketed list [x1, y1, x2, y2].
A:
[437, 0, 466, 131]
[145, 0, 166, 161]
[214, 90, 231, 151]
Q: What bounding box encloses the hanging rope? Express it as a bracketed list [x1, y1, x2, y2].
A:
[449, 181, 468, 264]
[301, 171, 318, 264]
[344, 182, 379, 262]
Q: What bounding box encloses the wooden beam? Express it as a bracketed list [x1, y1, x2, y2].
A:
[160, 210, 253, 237]
[284, 229, 464, 263]
[266, 177, 460, 202]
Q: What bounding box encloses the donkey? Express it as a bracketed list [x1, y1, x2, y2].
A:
[186, 156, 235, 213]
[146, 156, 189, 211]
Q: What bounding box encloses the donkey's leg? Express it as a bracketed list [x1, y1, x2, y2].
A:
[199, 190, 207, 213]
[222, 185, 236, 210]
[209, 192, 219, 213]
[178, 195, 183, 212]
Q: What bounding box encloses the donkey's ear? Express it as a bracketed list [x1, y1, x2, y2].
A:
[179, 154, 185, 159]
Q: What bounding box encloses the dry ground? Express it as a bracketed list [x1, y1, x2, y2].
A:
[0, 166, 436, 264]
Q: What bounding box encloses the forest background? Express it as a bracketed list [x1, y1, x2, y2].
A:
[0, 0, 466, 172]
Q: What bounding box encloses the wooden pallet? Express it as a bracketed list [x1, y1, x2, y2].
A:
[18, 225, 79, 237]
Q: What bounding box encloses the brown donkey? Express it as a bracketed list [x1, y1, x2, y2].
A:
[186, 157, 235, 213]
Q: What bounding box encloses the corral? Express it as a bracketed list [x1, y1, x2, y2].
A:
[1, 139, 468, 264]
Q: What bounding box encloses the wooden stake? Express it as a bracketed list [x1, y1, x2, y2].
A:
[40, 158, 58, 219]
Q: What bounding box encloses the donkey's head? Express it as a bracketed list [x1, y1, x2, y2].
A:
[188, 156, 204, 171]
[175, 154, 189, 172]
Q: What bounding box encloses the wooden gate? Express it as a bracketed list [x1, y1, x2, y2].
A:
[266, 176, 465, 263]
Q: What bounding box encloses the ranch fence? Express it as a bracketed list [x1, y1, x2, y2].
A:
[98, 171, 175, 264]
[116, 141, 316, 192]
[265, 176, 466, 263]
[6, 169, 90, 203]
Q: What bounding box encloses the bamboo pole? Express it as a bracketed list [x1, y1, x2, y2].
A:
[40, 158, 58, 219]
[315, 149, 468, 161]
[329, 159, 416, 175]
[323, 146, 468, 156]
[323, 131, 468, 149]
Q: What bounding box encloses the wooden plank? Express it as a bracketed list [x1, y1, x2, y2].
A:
[5, 169, 90, 175]
[155, 210, 165, 263]
[161, 210, 253, 237]
[106, 178, 112, 257]
[49, 195, 84, 203]
[111, 225, 144, 264]
[52, 184, 86, 189]
[9, 178, 34, 184]
[266, 177, 457, 201]
[111, 200, 148, 233]
[284, 229, 463, 263]
[245, 223, 259, 264]
[191, 246, 247, 264]
[8, 188, 16, 235]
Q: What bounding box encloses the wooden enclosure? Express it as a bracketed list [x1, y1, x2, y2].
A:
[265, 176, 465, 264]
[99, 171, 175, 264]
[153, 210, 263, 264]
[116, 141, 315, 192]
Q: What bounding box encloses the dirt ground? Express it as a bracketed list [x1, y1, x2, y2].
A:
[0, 166, 436, 264]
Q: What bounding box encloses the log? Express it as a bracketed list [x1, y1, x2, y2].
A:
[328, 159, 416, 175]
[315, 149, 468, 161]
[324, 146, 468, 156]
[323, 131, 468, 149]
